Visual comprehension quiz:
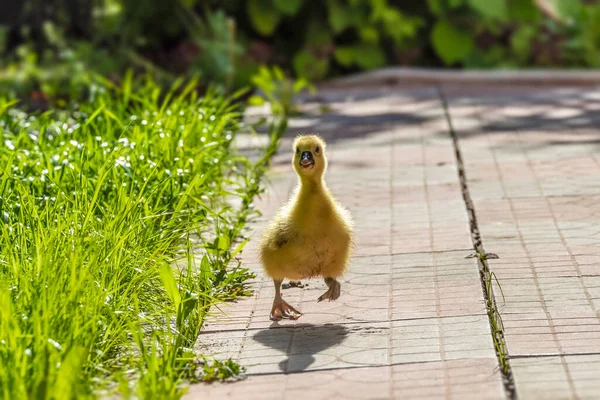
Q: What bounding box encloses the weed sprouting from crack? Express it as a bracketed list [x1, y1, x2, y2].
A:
[466, 251, 508, 372]
[475, 252, 508, 373]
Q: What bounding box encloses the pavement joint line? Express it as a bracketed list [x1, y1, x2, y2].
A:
[387, 122, 395, 400]
[437, 87, 517, 400]
[420, 124, 452, 394]
[235, 285, 260, 363]
[496, 193, 600, 200]
[497, 313, 600, 320]
[351, 248, 474, 258]
[239, 356, 502, 378]
[510, 352, 600, 360]
[200, 312, 493, 335]
[479, 274, 600, 280]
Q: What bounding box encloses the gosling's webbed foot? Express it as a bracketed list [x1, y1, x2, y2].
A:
[282, 280, 305, 289]
[270, 299, 302, 321]
[317, 278, 341, 302]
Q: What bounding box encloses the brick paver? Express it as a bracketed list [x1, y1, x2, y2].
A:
[186, 87, 504, 399]
[444, 85, 600, 399]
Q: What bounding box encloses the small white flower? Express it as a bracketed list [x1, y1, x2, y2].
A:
[115, 157, 131, 168]
[48, 338, 63, 351]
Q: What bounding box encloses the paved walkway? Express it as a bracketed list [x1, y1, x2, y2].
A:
[187, 84, 600, 399]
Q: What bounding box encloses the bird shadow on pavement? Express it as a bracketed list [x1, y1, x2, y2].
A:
[253, 323, 349, 373]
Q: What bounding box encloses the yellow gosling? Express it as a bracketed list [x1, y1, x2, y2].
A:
[259, 134, 354, 321]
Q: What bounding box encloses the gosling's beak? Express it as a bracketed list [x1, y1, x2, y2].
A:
[300, 151, 315, 169]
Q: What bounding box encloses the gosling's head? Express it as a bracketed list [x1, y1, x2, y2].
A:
[292, 134, 327, 180]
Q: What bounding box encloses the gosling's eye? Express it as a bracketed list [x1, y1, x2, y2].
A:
[315, 146, 320, 154]
[296, 147, 300, 154]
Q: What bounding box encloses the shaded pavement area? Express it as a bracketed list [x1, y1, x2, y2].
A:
[187, 83, 600, 399]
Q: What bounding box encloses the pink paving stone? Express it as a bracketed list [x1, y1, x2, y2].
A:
[511, 355, 600, 400]
[187, 86, 505, 399]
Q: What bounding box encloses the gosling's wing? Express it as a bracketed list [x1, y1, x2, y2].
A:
[262, 220, 293, 251]
[274, 226, 289, 248]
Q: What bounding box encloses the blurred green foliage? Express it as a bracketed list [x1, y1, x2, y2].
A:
[424, 0, 600, 68]
[1, 0, 600, 104]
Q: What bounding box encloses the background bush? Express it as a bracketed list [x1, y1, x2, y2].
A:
[1, 0, 598, 102]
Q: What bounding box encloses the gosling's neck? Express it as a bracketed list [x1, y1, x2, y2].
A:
[293, 174, 332, 224]
[297, 173, 327, 195]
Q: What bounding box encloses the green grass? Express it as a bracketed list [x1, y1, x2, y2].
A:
[0, 75, 285, 399]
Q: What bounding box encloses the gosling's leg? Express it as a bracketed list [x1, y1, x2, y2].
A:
[317, 277, 341, 302]
[282, 280, 305, 289]
[270, 279, 302, 321]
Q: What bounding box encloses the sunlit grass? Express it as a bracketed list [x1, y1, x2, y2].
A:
[0, 75, 282, 399]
